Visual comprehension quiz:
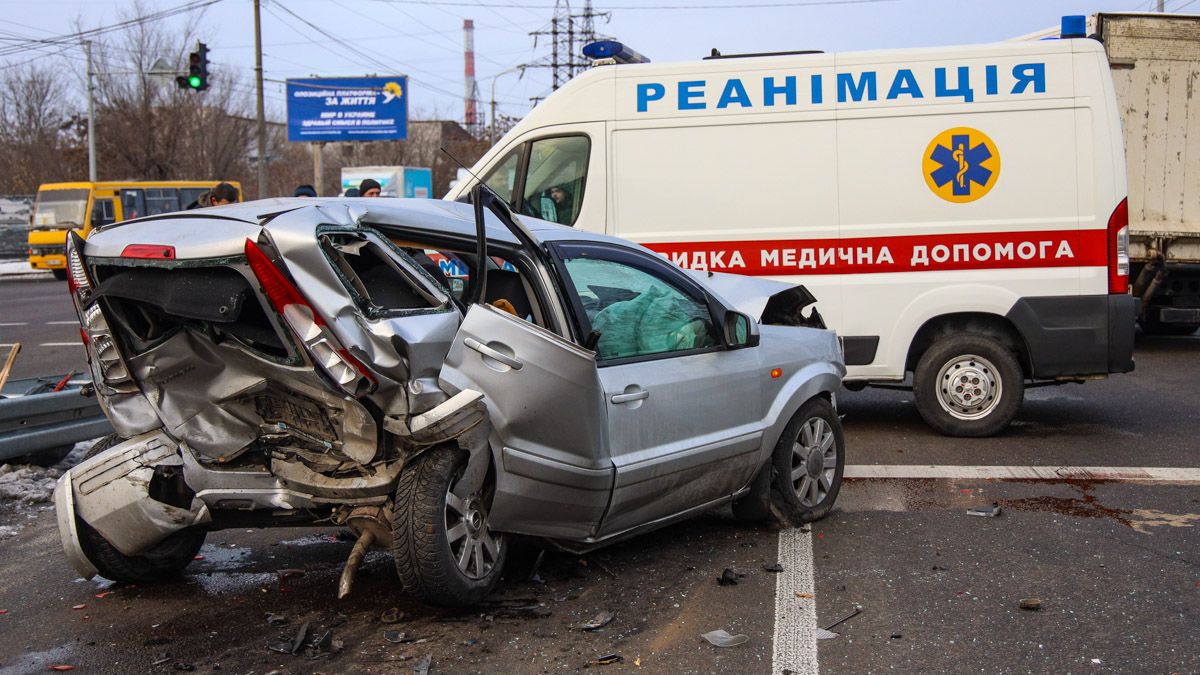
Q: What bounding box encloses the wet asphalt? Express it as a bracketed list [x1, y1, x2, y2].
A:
[0, 327, 1197, 673]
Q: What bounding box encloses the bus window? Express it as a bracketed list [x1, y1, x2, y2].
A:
[180, 187, 209, 208]
[520, 135, 589, 226]
[32, 188, 89, 229]
[121, 190, 146, 220]
[90, 198, 116, 228]
[145, 189, 181, 215]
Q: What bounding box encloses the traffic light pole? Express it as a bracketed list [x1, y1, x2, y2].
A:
[253, 0, 267, 199]
[85, 40, 97, 182]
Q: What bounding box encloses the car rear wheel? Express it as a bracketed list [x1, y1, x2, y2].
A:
[913, 333, 1023, 437]
[769, 397, 844, 525]
[74, 435, 206, 583]
[392, 444, 506, 607]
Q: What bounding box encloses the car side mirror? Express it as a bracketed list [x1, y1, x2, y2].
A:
[724, 311, 760, 349]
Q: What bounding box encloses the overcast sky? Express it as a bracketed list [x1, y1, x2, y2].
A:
[2, 0, 1191, 124]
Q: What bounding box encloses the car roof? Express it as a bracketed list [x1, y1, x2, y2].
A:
[190, 197, 641, 250]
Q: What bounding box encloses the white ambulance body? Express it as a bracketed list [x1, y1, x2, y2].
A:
[446, 32, 1136, 436]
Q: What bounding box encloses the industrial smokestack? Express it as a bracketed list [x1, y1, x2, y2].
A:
[464, 19, 480, 134]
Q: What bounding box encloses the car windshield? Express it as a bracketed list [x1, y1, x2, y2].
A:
[33, 188, 89, 229]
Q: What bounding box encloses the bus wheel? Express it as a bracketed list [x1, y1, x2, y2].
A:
[913, 334, 1023, 437]
[52, 269, 67, 281]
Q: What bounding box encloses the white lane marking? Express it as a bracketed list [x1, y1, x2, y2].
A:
[846, 465, 1200, 483]
[46, 320, 78, 325]
[0, 322, 29, 326]
[772, 527, 817, 675]
[39, 342, 82, 347]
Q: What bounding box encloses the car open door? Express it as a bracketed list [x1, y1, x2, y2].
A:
[439, 303, 611, 540]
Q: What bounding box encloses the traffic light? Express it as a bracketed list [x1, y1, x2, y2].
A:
[176, 42, 209, 91]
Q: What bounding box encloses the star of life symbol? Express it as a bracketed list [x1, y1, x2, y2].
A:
[922, 127, 1000, 204]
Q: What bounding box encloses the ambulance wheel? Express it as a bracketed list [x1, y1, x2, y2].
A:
[913, 334, 1023, 437]
[75, 435, 207, 583]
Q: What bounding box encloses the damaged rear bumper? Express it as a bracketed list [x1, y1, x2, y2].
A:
[54, 431, 212, 577]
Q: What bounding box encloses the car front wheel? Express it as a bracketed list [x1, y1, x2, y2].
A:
[392, 444, 506, 607]
[770, 397, 845, 525]
[913, 333, 1023, 437]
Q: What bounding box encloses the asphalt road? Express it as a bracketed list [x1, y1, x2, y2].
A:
[0, 276, 88, 382]
[0, 309, 1197, 672]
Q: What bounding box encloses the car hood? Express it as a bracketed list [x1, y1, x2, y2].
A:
[685, 270, 817, 322]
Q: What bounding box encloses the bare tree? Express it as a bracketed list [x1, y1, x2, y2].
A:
[0, 64, 82, 193]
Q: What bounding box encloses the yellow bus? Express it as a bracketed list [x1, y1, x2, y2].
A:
[27, 180, 243, 279]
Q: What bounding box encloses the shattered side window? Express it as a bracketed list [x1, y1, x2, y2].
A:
[560, 252, 719, 361]
[321, 233, 450, 319]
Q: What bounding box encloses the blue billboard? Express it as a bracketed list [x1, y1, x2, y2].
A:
[286, 76, 408, 143]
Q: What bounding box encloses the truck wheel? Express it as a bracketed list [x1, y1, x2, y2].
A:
[769, 397, 845, 525]
[392, 444, 506, 607]
[51, 269, 68, 281]
[74, 434, 207, 583]
[913, 334, 1023, 437]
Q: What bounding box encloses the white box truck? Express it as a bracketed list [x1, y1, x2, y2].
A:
[446, 21, 1136, 436]
[1094, 13, 1200, 336]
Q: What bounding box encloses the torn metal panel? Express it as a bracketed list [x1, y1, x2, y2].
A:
[69, 432, 211, 557]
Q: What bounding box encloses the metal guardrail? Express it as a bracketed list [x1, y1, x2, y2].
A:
[0, 379, 112, 463]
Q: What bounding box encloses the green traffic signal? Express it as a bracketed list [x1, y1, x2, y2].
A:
[188, 75, 202, 89]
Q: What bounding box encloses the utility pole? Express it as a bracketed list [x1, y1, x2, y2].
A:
[489, 65, 523, 144]
[253, 0, 267, 199]
[312, 143, 323, 196]
[1157, 0, 1165, 11]
[85, 40, 97, 182]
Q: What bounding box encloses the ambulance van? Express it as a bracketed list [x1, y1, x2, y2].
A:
[446, 23, 1136, 437]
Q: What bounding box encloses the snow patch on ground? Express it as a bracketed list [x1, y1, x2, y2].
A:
[0, 258, 50, 277]
[0, 439, 96, 505]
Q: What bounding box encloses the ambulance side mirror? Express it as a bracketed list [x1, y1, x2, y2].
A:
[724, 311, 760, 349]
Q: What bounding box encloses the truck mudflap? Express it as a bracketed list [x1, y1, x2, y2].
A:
[54, 431, 211, 567]
[1005, 294, 1136, 378]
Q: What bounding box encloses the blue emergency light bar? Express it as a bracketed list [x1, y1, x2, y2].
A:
[1061, 15, 1086, 39]
[582, 40, 650, 65]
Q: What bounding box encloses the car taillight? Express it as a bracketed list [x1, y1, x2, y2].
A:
[121, 244, 176, 259]
[1108, 197, 1129, 295]
[66, 233, 92, 295]
[244, 238, 376, 396]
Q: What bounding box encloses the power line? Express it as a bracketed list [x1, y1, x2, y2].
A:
[364, 0, 895, 8]
[0, 0, 223, 58]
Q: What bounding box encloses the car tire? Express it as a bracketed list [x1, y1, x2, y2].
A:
[51, 268, 68, 281]
[913, 333, 1023, 437]
[769, 397, 845, 525]
[392, 444, 506, 607]
[73, 435, 206, 584]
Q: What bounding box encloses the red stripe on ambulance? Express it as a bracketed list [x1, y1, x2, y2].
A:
[644, 229, 1107, 276]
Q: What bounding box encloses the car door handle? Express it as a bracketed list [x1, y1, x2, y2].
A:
[610, 390, 649, 404]
[464, 337, 523, 370]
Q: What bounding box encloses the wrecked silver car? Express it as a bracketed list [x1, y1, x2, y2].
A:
[54, 187, 845, 606]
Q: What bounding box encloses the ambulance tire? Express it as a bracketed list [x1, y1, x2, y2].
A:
[913, 334, 1023, 438]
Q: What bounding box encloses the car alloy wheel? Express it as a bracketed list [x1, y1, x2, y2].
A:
[444, 485, 501, 580]
[790, 416, 837, 508]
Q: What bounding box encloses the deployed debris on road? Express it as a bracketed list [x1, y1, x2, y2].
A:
[583, 653, 623, 667]
[578, 610, 615, 631]
[700, 629, 749, 647]
[967, 503, 1002, 517]
[1019, 598, 1043, 611]
[717, 568, 745, 586]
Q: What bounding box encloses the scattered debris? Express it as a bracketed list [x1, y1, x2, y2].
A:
[1091, 658, 1102, 665]
[794, 592, 814, 599]
[383, 631, 406, 644]
[583, 653, 624, 667]
[0, 609, 8, 615]
[265, 613, 288, 626]
[276, 569, 306, 592]
[173, 663, 195, 672]
[967, 503, 1002, 517]
[717, 568, 744, 586]
[822, 605, 863, 631]
[288, 621, 311, 655]
[890, 632, 902, 639]
[49, 666, 76, 672]
[71, 604, 86, 610]
[94, 591, 114, 599]
[579, 610, 615, 631]
[1019, 598, 1042, 611]
[193, 555, 205, 561]
[815, 628, 839, 640]
[762, 563, 784, 573]
[267, 619, 344, 658]
[380, 608, 404, 624]
[700, 629, 749, 647]
[412, 654, 432, 675]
